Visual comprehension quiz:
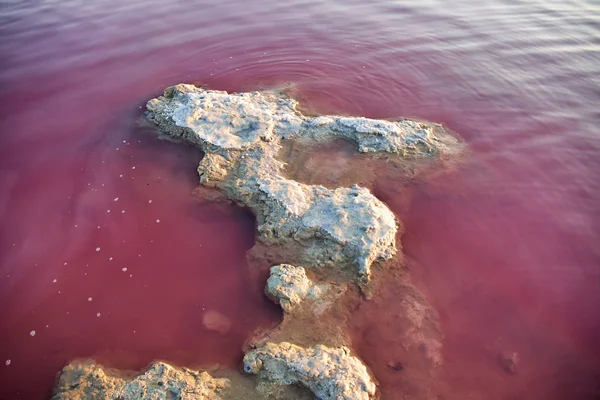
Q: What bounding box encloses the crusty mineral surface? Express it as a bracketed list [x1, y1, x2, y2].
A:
[266, 264, 327, 313]
[146, 84, 461, 282]
[53, 361, 234, 400]
[244, 342, 377, 400]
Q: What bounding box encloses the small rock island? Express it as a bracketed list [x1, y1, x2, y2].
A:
[53, 84, 463, 400]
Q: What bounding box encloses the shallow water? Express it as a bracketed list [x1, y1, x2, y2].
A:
[1, 0, 599, 398]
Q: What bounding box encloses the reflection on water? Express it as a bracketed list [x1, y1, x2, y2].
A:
[1, 0, 599, 398]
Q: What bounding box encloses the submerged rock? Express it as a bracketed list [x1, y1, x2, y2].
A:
[499, 351, 519, 375]
[146, 84, 461, 282]
[202, 310, 233, 335]
[244, 342, 377, 400]
[53, 361, 233, 400]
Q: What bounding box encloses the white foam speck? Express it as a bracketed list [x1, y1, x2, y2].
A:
[88, 297, 92, 302]
[122, 210, 125, 213]
[113, 197, 119, 202]
[148, 200, 152, 203]
[29, 330, 35, 337]
[131, 166, 136, 170]
[109, 257, 113, 261]
[122, 267, 128, 272]
[107, 209, 111, 213]
[64, 262, 67, 266]
[74, 225, 78, 228]
[97, 313, 101, 317]
[156, 219, 160, 223]
[119, 174, 123, 178]
[52, 279, 57, 283]
[96, 247, 101, 252]
[5, 360, 10, 366]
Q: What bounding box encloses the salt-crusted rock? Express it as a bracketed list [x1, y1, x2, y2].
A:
[266, 264, 327, 312]
[51, 85, 461, 400]
[53, 361, 231, 400]
[146, 84, 460, 157]
[254, 182, 397, 281]
[147, 84, 460, 282]
[243, 342, 376, 400]
[301, 115, 459, 157]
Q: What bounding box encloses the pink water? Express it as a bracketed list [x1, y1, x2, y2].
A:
[1, 0, 599, 398]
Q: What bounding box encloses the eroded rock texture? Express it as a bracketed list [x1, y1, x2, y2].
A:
[266, 264, 328, 313]
[244, 342, 376, 400]
[54, 361, 235, 400]
[146, 84, 461, 282]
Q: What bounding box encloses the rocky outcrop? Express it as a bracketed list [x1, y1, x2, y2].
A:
[243, 266, 374, 399]
[146, 84, 461, 283]
[243, 342, 376, 400]
[53, 361, 235, 400]
[53, 84, 463, 400]
[145, 85, 460, 157]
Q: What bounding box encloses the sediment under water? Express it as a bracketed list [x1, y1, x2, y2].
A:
[1, 0, 599, 398]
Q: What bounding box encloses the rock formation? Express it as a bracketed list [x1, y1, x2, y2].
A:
[54, 84, 463, 400]
[266, 264, 328, 313]
[244, 342, 376, 400]
[54, 361, 242, 400]
[146, 84, 461, 283]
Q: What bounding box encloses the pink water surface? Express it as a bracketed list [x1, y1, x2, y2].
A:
[1, 0, 600, 398]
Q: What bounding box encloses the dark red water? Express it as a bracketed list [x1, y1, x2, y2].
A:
[1, 0, 599, 398]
